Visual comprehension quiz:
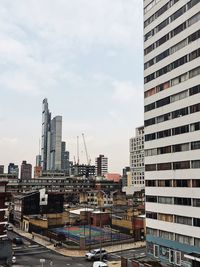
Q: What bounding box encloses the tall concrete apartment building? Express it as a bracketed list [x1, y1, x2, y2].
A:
[130, 126, 145, 191]
[41, 98, 51, 171]
[41, 99, 65, 172]
[144, 0, 200, 266]
[50, 116, 62, 170]
[95, 154, 108, 176]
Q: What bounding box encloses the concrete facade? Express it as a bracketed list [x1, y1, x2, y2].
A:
[144, 0, 200, 266]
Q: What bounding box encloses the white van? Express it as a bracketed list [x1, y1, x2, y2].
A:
[93, 262, 108, 267]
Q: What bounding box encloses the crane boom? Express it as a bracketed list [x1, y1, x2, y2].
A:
[82, 133, 90, 165]
[77, 136, 80, 165]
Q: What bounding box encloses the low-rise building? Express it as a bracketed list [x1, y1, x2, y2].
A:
[0, 181, 12, 266]
[13, 189, 64, 229]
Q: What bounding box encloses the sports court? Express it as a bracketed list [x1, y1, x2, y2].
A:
[51, 225, 131, 245]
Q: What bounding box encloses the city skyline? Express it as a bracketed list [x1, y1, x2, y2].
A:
[0, 0, 143, 173]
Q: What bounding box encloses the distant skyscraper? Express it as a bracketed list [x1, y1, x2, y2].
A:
[8, 163, 19, 177]
[0, 165, 4, 174]
[41, 98, 51, 171]
[50, 116, 62, 171]
[95, 155, 108, 176]
[20, 161, 32, 179]
[36, 155, 41, 167]
[61, 142, 70, 175]
[41, 99, 63, 172]
[130, 126, 144, 190]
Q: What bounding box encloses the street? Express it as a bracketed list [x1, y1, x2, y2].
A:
[7, 230, 146, 266]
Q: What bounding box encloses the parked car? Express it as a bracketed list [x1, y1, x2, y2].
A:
[13, 237, 23, 245]
[12, 256, 17, 264]
[6, 224, 13, 231]
[85, 249, 108, 261]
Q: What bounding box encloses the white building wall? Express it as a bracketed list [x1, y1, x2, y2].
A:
[144, 0, 200, 264]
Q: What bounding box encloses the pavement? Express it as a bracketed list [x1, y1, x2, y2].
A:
[14, 226, 146, 258]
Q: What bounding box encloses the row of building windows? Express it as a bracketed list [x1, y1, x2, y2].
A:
[144, 28, 200, 70]
[144, 47, 200, 84]
[144, 0, 199, 28]
[145, 121, 200, 142]
[146, 179, 200, 188]
[145, 160, 200, 171]
[144, 11, 200, 56]
[144, 2, 190, 42]
[146, 212, 200, 227]
[144, 0, 180, 28]
[146, 228, 200, 247]
[145, 140, 200, 157]
[144, 0, 162, 14]
[144, 64, 200, 99]
[146, 196, 200, 207]
[145, 83, 200, 112]
[145, 101, 200, 127]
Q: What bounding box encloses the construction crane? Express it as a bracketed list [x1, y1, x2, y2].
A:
[82, 133, 91, 165]
[77, 136, 80, 165]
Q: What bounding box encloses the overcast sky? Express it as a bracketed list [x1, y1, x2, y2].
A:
[0, 0, 143, 173]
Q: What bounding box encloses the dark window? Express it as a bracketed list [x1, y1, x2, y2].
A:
[171, 55, 187, 70]
[172, 125, 189, 135]
[146, 195, 157, 203]
[145, 164, 156, 171]
[191, 160, 200, 168]
[156, 97, 170, 108]
[146, 180, 156, 187]
[157, 163, 171, 170]
[173, 161, 190, 170]
[191, 141, 200, 150]
[145, 102, 155, 112]
[145, 133, 156, 142]
[174, 197, 191, 206]
[190, 122, 200, 132]
[156, 33, 169, 47]
[171, 5, 186, 22]
[157, 146, 171, 154]
[146, 212, 157, 219]
[171, 22, 186, 37]
[188, 29, 200, 43]
[193, 198, 200, 207]
[172, 107, 188, 119]
[156, 18, 169, 32]
[156, 49, 169, 63]
[193, 218, 200, 227]
[172, 143, 189, 152]
[156, 2, 169, 18]
[189, 85, 200, 96]
[144, 29, 154, 42]
[188, 0, 200, 9]
[157, 129, 171, 139]
[144, 43, 154, 55]
[145, 117, 156, 127]
[144, 58, 155, 70]
[144, 73, 155, 84]
[190, 103, 200, 113]
[176, 180, 190, 187]
[192, 179, 200, 187]
[189, 48, 200, 61]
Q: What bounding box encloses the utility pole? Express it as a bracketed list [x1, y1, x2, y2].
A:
[100, 205, 102, 262]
